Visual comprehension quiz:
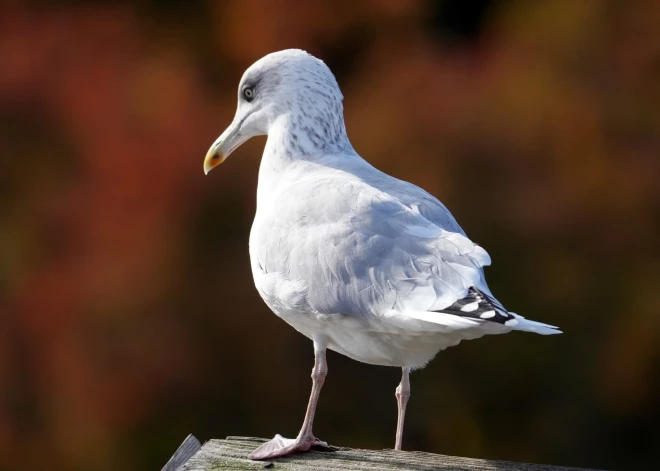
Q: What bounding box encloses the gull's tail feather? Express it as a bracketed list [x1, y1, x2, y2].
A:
[507, 313, 562, 335]
[433, 287, 562, 335]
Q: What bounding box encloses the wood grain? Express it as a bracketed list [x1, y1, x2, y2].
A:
[162, 435, 605, 471]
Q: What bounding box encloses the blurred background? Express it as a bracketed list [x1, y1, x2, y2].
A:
[1, 1, 659, 470]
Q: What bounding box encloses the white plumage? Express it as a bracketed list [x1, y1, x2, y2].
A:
[204, 49, 560, 460]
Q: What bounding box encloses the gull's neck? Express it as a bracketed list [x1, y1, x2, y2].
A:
[256, 110, 353, 204]
[266, 108, 352, 160]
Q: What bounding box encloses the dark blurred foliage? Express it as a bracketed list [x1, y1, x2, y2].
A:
[1, 1, 659, 470]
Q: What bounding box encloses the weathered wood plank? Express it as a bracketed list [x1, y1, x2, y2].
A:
[170, 435, 605, 471]
[161, 434, 202, 471]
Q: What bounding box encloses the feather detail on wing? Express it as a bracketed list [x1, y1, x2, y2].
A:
[254, 176, 493, 321]
[430, 286, 561, 335]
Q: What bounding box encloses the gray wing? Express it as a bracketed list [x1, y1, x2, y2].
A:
[330, 157, 467, 234]
[252, 171, 492, 320]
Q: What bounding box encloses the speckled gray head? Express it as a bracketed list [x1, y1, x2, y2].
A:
[204, 49, 349, 174]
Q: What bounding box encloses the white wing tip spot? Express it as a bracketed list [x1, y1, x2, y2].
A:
[480, 310, 496, 319]
[461, 301, 479, 312]
[505, 318, 519, 327]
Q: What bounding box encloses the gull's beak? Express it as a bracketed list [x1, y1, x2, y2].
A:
[203, 140, 228, 174]
[203, 118, 249, 175]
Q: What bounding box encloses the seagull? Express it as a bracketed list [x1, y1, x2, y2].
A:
[203, 49, 561, 461]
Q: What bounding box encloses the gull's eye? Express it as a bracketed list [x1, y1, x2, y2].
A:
[243, 86, 255, 102]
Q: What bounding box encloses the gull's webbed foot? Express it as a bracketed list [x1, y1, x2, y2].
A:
[248, 433, 330, 460]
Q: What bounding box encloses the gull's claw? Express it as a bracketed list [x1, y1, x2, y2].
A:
[248, 434, 330, 460]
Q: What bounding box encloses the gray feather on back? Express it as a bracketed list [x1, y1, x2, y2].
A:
[255, 161, 491, 320]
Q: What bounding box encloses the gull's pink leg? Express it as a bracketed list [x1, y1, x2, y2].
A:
[248, 341, 329, 460]
[297, 344, 327, 442]
[395, 367, 411, 451]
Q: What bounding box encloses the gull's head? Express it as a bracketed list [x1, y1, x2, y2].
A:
[204, 49, 346, 174]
